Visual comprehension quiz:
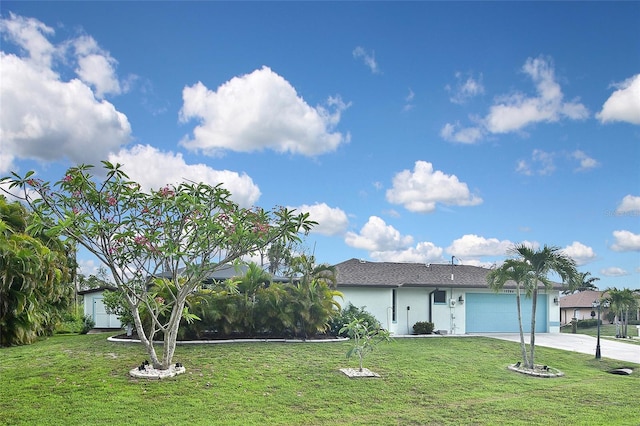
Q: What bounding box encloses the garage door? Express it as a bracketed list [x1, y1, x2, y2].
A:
[466, 293, 547, 333]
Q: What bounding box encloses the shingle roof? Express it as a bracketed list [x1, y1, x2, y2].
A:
[559, 290, 606, 308]
[334, 258, 564, 290]
[77, 285, 118, 295]
[157, 263, 289, 283]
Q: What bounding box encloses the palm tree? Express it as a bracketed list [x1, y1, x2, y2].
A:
[604, 288, 638, 338]
[266, 240, 293, 275]
[237, 262, 272, 335]
[510, 244, 577, 369]
[286, 255, 342, 338]
[486, 259, 535, 367]
[563, 271, 600, 295]
[287, 254, 337, 287]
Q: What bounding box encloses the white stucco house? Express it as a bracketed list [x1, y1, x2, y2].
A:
[559, 290, 610, 325]
[78, 286, 122, 329]
[334, 258, 563, 335]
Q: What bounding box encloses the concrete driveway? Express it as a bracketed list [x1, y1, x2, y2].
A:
[477, 333, 640, 365]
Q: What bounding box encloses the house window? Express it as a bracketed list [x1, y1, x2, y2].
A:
[433, 290, 446, 304]
[392, 289, 397, 322]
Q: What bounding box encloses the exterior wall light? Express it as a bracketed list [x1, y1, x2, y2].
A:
[553, 297, 559, 305]
[458, 295, 464, 304]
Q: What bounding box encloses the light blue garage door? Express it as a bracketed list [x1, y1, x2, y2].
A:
[466, 293, 547, 333]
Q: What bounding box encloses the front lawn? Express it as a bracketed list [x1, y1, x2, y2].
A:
[1, 333, 638, 425]
[562, 324, 640, 345]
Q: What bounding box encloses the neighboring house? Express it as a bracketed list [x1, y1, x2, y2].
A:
[199, 263, 291, 286]
[158, 263, 291, 288]
[78, 286, 122, 329]
[559, 290, 609, 325]
[334, 258, 563, 335]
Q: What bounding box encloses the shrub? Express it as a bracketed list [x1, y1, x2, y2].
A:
[576, 319, 600, 328]
[329, 303, 380, 337]
[80, 315, 95, 334]
[55, 313, 95, 335]
[102, 290, 135, 328]
[55, 313, 83, 334]
[413, 321, 434, 334]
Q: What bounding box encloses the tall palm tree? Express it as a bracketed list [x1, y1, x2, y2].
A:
[486, 259, 535, 367]
[287, 254, 338, 288]
[604, 287, 638, 338]
[511, 244, 577, 369]
[563, 271, 600, 295]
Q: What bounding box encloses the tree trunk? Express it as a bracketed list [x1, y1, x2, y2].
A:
[128, 297, 161, 368]
[515, 286, 529, 367]
[529, 287, 538, 369]
[161, 298, 187, 370]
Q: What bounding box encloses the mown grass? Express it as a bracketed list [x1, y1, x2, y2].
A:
[1, 333, 638, 425]
[562, 324, 640, 345]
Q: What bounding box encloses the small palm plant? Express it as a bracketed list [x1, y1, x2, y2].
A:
[340, 318, 391, 372]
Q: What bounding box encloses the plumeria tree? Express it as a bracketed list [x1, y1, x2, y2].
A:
[2, 162, 315, 370]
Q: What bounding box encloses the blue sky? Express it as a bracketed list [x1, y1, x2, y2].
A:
[1, 2, 639, 290]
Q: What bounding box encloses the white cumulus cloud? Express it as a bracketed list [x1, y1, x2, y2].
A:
[344, 216, 413, 252]
[109, 144, 261, 207]
[0, 13, 131, 173]
[599, 267, 629, 277]
[291, 203, 349, 236]
[442, 56, 588, 143]
[561, 241, 597, 266]
[571, 150, 599, 172]
[179, 66, 349, 157]
[596, 74, 640, 125]
[386, 161, 482, 213]
[447, 72, 485, 105]
[486, 57, 588, 133]
[370, 241, 444, 264]
[616, 195, 640, 214]
[72, 35, 123, 98]
[344, 216, 445, 263]
[610, 230, 640, 252]
[440, 122, 484, 144]
[446, 234, 514, 259]
[0, 12, 56, 69]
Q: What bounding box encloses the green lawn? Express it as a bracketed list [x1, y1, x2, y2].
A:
[562, 324, 640, 345]
[1, 333, 638, 425]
